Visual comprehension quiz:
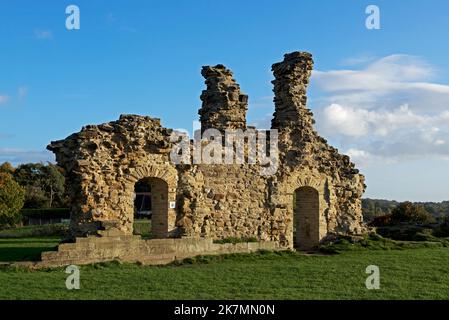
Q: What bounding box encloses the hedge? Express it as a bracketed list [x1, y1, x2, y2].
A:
[20, 208, 70, 220]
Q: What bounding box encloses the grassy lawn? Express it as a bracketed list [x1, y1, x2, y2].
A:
[0, 224, 68, 238]
[133, 219, 152, 238]
[0, 237, 60, 262]
[1, 225, 449, 299]
[1, 247, 449, 299]
[0, 224, 65, 262]
[0, 220, 152, 263]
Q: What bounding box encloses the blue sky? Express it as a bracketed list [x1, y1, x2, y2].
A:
[1, 0, 449, 201]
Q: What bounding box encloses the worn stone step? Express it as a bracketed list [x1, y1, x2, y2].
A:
[76, 235, 140, 244]
[97, 229, 127, 237]
[57, 243, 79, 251]
[41, 251, 60, 261]
[36, 239, 282, 268]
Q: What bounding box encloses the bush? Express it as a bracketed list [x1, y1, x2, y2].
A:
[369, 214, 392, 227]
[434, 214, 449, 237]
[0, 173, 25, 227]
[390, 202, 435, 224]
[319, 233, 448, 254]
[377, 225, 420, 240]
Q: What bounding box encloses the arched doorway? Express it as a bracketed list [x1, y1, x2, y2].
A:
[134, 177, 169, 239]
[293, 186, 320, 250]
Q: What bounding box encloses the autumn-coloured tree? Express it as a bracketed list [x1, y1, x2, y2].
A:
[0, 172, 25, 227]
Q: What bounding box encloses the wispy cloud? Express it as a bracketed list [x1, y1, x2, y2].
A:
[34, 29, 53, 40]
[340, 54, 377, 67]
[312, 55, 449, 111]
[0, 86, 28, 105]
[0, 94, 9, 105]
[0, 148, 54, 166]
[310, 54, 449, 167]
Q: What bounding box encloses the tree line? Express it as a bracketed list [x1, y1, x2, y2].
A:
[362, 198, 449, 222]
[0, 162, 67, 227]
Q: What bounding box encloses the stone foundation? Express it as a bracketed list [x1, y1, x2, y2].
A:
[16, 232, 281, 269]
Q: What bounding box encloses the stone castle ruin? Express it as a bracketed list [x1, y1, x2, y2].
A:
[37, 52, 366, 267]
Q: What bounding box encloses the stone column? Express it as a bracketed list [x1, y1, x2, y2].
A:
[198, 64, 248, 133]
[271, 51, 315, 131]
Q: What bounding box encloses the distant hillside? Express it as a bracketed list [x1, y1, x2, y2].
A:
[362, 198, 449, 222]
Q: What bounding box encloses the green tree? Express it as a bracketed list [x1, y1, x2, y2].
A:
[42, 163, 65, 208]
[390, 201, 434, 224]
[0, 172, 25, 227]
[13, 163, 66, 208]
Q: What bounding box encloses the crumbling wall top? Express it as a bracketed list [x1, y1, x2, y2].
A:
[198, 64, 248, 133]
[271, 51, 315, 130]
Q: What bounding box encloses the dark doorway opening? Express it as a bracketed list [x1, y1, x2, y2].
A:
[293, 186, 320, 250]
[133, 177, 169, 239]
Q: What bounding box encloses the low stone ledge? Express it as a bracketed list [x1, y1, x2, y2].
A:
[32, 237, 282, 269]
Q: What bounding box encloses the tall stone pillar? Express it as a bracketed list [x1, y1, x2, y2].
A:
[198, 64, 248, 133]
[271, 51, 315, 131]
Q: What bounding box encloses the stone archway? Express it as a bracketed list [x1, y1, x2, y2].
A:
[123, 163, 178, 237]
[134, 177, 169, 238]
[293, 186, 320, 250]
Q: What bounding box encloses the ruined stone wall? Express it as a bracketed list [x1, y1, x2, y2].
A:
[176, 164, 272, 240]
[48, 51, 367, 250]
[269, 52, 366, 243]
[48, 115, 179, 238]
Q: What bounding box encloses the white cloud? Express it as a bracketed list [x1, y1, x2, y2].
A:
[312, 54, 449, 113]
[345, 149, 396, 167]
[321, 103, 447, 138]
[311, 54, 449, 167]
[34, 29, 53, 40]
[314, 55, 435, 91]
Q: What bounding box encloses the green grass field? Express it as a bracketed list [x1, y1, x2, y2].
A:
[0, 237, 59, 262]
[1, 236, 449, 299]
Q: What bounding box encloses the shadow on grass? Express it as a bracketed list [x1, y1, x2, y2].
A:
[0, 246, 58, 262]
[0, 238, 61, 245]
